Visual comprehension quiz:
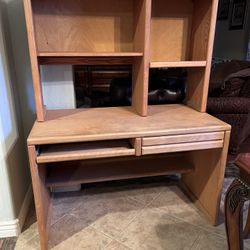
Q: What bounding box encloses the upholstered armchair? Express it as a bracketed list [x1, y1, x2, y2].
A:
[207, 60, 250, 155]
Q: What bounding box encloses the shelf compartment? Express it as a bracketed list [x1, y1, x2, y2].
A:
[45, 153, 194, 188]
[31, 0, 145, 54]
[37, 140, 136, 163]
[150, 61, 207, 68]
[151, 0, 214, 62]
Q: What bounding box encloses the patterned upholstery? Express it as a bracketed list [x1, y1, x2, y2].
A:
[207, 61, 250, 155]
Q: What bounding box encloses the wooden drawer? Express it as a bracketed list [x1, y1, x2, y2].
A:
[142, 132, 224, 146]
[142, 140, 224, 155]
[142, 132, 224, 155]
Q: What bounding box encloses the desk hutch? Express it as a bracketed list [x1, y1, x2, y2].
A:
[24, 0, 231, 249]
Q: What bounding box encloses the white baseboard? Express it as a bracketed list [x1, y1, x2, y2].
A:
[0, 185, 33, 238]
[0, 219, 20, 238]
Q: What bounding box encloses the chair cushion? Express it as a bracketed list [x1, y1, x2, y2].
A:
[236, 153, 250, 178]
[207, 97, 250, 114]
[240, 79, 250, 97]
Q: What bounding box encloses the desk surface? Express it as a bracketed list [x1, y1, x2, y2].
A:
[28, 104, 231, 145]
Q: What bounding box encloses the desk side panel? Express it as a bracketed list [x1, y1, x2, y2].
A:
[180, 130, 230, 225]
[28, 146, 51, 250]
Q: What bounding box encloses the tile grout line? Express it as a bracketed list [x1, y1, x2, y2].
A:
[102, 239, 133, 250]
[90, 191, 166, 249]
[50, 183, 172, 227]
[107, 191, 167, 249]
[50, 193, 88, 227]
[49, 188, 164, 249]
[155, 208, 228, 240]
[188, 233, 201, 250]
[148, 185, 229, 239]
[138, 186, 229, 241]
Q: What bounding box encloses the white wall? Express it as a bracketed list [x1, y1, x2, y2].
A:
[41, 65, 76, 109]
[0, 0, 76, 237]
[0, 5, 17, 221]
[0, 0, 31, 237]
[213, 0, 250, 60]
[5, 0, 36, 138]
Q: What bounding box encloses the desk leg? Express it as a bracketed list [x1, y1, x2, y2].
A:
[180, 130, 230, 225]
[244, 207, 250, 238]
[28, 146, 51, 250]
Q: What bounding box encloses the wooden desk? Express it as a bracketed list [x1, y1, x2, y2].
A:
[27, 104, 231, 250]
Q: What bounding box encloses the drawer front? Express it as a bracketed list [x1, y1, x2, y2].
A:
[142, 132, 224, 146]
[142, 140, 224, 155]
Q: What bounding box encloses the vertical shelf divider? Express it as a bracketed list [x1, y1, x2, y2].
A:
[132, 0, 152, 116]
[24, 0, 46, 121]
[186, 0, 219, 112]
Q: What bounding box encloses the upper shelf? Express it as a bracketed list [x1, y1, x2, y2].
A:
[37, 52, 143, 65]
[31, 0, 144, 55]
[150, 61, 207, 68]
[38, 52, 144, 57]
[151, 0, 213, 62]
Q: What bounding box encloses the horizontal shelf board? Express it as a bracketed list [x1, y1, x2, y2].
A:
[45, 154, 194, 188]
[28, 104, 230, 145]
[37, 140, 135, 163]
[150, 61, 207, 68]
[38, 52, 143, 57]
[38, 55, 139, 65]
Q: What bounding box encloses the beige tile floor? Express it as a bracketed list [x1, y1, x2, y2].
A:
[14, 177, 250, 250]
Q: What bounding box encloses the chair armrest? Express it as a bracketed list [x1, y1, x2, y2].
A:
[207, 97, 250, 114]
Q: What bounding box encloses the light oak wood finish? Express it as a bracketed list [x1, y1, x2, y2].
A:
[24, 0, 219, 119]
[132, 0, 151, 116]
[129, 138, 142, 156]
[28, 146, 51, 250]
[150, 0, 193, 62]
[32, 0, 135, 53]
[27, 105, 230, 145]
[150, 61, 207, 68]
[180, 130, 231, 225]
[142, 140, 224, 155]
[45, 154, 194, 188]
[185, 67, 206, 111]
[202, 0, 220, 112]
[186, 0, 219, 112]
[37, 140, 136, 163]
[189, 0, 213, 61]
[38, 52, 143, 57]
[23, 0, 45, 121]
[149, 0, 219, 113]
[24, 1, 229, 249]
[142, 132, 224, 146]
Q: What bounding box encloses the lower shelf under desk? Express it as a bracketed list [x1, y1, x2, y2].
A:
[45, 154, 194, 188]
